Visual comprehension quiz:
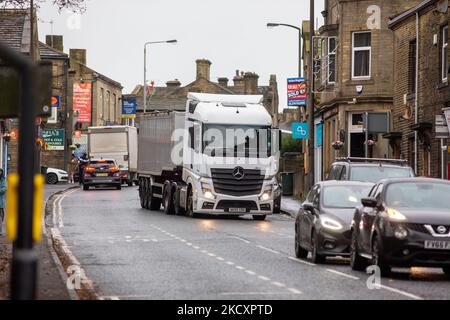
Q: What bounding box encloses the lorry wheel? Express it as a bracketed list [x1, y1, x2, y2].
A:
[253, 215, 266, 221]
[144, 179, 150, 210]
[174, 188, 185, 216]
[186, 187, 197, 218]
[139, 179, 146, 209]
[163, 184, 175, 215]
[148, 180, 162, 211]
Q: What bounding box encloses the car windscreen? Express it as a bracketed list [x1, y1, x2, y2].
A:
[323, 185, 372, 209]
[90, 161, 115, 168]
[349, 166, 412, 183]
[385, 182, 450, 210]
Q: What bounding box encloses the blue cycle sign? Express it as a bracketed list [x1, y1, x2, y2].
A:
[292, 122, 309, 140]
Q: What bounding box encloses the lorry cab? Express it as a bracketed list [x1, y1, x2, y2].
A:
[181, 93, 280, 219]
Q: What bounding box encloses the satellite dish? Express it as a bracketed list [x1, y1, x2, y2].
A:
[437, 0, 448, 13]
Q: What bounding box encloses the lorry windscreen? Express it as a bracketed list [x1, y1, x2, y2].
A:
[202, 124, 272, 158]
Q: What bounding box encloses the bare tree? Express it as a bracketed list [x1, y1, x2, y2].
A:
[0, 0, 86, 12]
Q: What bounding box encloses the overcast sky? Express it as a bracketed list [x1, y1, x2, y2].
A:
[37, 0, 324, 111]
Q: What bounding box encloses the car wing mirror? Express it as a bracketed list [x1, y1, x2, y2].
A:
[361, 197, 378, 208]
[302, 203, 316, 212]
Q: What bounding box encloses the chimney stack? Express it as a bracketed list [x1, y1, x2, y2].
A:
[244, 72, 259, 95]
[69, 49, 87, 65]
[233, 70, 244, 90]
[196, 59, 212, 80]
[166, 79, 181, 88]
[45, 35, 64, 52]
[218, 77, 229, 87]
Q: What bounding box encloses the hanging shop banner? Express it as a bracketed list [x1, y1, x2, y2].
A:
[122, 98, 137, 119]
[287, 77, 307, 107]
[41, 129, 65, 151]
[73, 83, 92, 123]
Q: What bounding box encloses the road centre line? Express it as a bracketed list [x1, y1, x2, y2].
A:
[326, 269, 360, 280]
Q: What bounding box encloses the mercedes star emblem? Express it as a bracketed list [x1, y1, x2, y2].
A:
[232, 166, 245, 180]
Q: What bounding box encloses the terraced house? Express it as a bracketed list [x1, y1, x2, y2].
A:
[312, 0, 423, 179]
[389, 0, 449, 178]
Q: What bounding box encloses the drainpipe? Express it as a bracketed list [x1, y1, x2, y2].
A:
[414, 12, 419, 174]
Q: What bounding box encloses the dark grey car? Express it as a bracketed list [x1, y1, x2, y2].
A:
[295, 180, 374, 264]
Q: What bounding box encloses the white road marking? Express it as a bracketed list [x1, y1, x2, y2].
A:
[216, 257, 224, 261]
[326, 269, 360, 280]
[256, 245, 280, 255]
[258, 275, 271, 281]
[235, 265, 245, 270]
[288, 256, 316, 266]
[271, 281, 286, 287]
[288, 288, 302, 294]
[226, 261, 235, 266]
[220, 292, 296, 296]
[245, 270, 256, 275]
[379, 284, 423, 300]
[230, 236, 251, 244]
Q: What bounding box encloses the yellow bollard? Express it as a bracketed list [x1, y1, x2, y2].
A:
[6, 173, 19, 242]
[33, 174, 44, 242]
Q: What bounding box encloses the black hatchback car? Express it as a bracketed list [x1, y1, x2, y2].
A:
[350, 178, 450, 277]
[295, 181, 374, 263]
[82, 159, 121, 191]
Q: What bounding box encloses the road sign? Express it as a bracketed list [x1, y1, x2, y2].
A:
[51, 96, 60, 108]
[292, 122, 309, 140]
[40, 129, 65, 151]
[436, 114, 450, 138]
[287, 78, 307, 107]
[122, 98, 137, 119]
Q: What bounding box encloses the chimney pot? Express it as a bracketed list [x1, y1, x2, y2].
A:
[243, 72, 259, 95]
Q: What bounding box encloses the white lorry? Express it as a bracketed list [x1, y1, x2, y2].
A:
[138, 93, 280, 220]
[87, 126, 138, 186]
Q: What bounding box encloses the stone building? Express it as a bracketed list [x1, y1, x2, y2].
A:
[38, 36, 71, 171]
[0, 9, 41, 174]
[312, 0, 422, 178]
[131, 59, 279, 127]
[388, 0, 449, 178]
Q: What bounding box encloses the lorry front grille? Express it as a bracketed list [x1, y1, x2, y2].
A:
[211, 168, 264, 196]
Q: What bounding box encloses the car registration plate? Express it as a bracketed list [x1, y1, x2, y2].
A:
[229, 208, 246, 213]
[96, 173, 108, 177]
[424, 240, 450, 250]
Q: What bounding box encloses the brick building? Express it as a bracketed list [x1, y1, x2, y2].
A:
[312, 0, 422, 179]
[388, 0, 449, 177]
[130, 59, 279, 127]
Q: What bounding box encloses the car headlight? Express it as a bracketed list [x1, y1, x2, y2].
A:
[394, 226, 408, 240]
[386, 208, 406, 221]
[321, 217, 343, 231]
[201, 183, 215, 200]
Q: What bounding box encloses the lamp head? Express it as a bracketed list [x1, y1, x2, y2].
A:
[267, 23, 280, 28]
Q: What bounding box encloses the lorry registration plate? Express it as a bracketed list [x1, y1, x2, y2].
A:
[424, 241, 450, 250]
[229, 208, 246, 213]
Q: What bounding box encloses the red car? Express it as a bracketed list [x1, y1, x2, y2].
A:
[82, 159, 122, 191]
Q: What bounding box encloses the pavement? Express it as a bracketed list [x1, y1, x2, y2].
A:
[48, 186, 450, 300]
[0, 183, 75, 300]
[280, 196, 302, 218]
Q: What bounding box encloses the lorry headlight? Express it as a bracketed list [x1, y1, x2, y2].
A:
[201, 183, 215, 200]
[260, 192, 271, 201]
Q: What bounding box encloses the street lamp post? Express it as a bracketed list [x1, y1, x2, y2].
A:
[266, 23, 302, 77]
[143, 40, 177, 114]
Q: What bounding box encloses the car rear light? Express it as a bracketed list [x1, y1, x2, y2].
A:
[84, 166, 96, 172]
[109, 166, 119, 171]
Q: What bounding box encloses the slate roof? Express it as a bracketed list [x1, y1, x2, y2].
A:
[39, 41, 68, 59]
[0, 9, 28, 53]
